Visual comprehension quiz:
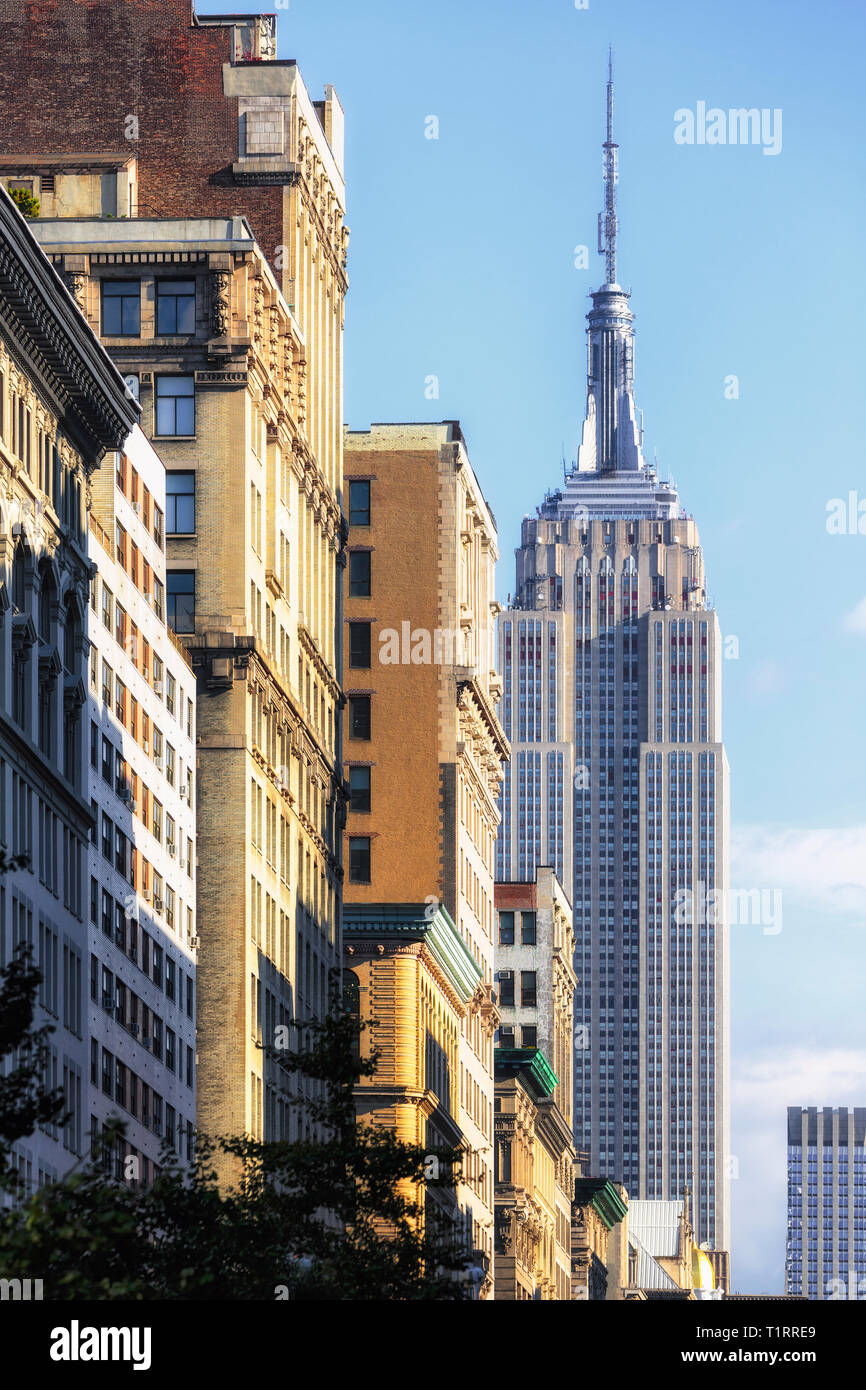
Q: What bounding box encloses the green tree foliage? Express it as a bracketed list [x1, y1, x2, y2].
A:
[0, 851, 66, 1193]
[8, 186, 40, 218]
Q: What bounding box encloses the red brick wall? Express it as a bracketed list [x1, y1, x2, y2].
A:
[495, 881, 537, 911]
[0, 0, 284, 267]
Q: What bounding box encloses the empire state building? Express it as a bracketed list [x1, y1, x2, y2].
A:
[496, 58, 730, 1250]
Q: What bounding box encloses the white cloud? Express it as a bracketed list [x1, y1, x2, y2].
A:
[843, 596, 866, 634]
[731, 1047, 866, 1294]
[731, 824, 866, 918]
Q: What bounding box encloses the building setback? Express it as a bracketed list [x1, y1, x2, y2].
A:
[86, 424, 197, 1181]
[342, 422, 508, 1292]
[786, 1107, 866, 1300]
[0, 183, 137, 1189]
[496, 63, 730, 1251]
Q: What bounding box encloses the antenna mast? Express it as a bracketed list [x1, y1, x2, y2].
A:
[596, 47, 619, 286]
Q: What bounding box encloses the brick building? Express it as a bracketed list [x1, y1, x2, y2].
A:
[1, 2, 349, 1160]
[342, 421, 508, 1292]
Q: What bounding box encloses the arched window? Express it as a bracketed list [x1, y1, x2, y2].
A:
[63, 595, 82, 678]
[38, 562, 55, 644]
[11, 539, 27, 613]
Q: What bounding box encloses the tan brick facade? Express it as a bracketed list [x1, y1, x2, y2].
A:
[343, 422, 508, 1293]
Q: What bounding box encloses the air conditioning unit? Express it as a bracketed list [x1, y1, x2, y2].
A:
[154, 895, 164, 912]
[498, 969, 513, 981]
[178, 783, 189, 798]
[153, 680, 163, 695]
[121, 788, 134, 806]
[190, 934, 200, 949]
[167, 843, 176, 858]
[142, 1038, 153, 1051]
[142, 888, 152, 902]
[102, 994, 114, 1011]
[153, 757, 163, 772]
[131, 500, 141, 515]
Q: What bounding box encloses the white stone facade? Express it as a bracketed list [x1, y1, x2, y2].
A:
[86, 424, 196, 1181]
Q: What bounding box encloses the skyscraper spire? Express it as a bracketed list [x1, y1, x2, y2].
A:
[598, 46, 619, 288]
[571, 52, 646, 477]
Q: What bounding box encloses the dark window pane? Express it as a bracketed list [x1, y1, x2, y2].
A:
[348, 550, 371, 597]
[349, 695, 370, 740]
[520, 911, 536, 945]
[498, 974, 514, 1007]
[522, 1025, 537, 1049]
[157, 281, 196, 335]
[348, 765, 371, 812]
[520, 971, 537, 1007]
[166, 472, 195, 534]
[348, 836, 370, 884]
[167, 572, 195, 634]
[348, 622, 371, 669]
[155, 377, 195, 437]
[498, 911, 514, 946]
[102, 281, 140, 336]
[348, 479, 370, 526]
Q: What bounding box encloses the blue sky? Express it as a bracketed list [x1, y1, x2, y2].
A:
[227, 0, 865, 1292]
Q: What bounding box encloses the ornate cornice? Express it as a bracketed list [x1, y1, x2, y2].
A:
[344, 902, 483, 1004]
[0, 191, 137, 461]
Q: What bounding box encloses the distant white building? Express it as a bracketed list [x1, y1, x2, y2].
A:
[86, 424, 196, 1182]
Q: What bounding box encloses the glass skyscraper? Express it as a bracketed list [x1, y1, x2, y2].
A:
[787, 1107, 866, 1299]
[496, 59, 730, 1250]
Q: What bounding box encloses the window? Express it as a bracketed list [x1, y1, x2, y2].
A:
[498, 973, 514, 1007]
[349, 695, 371, 740]
[157, 280, 196, 335]
[101, 280, 141, 336]
[348, 551, 371, 597]
[167, 572, 195, 633]
[521, 1025, 538, 1049]
[348, 622, 371, 669]
[155, 376, 195, 436]
[498, 911, 515, 946]
[349, 479, 370, 526]
[348, 766, 371, 813]
[348, 836, 371, 884]
[521, 911, 537, 945]
[166, 472, 195, 534]
[520, 971, 537, 1007]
